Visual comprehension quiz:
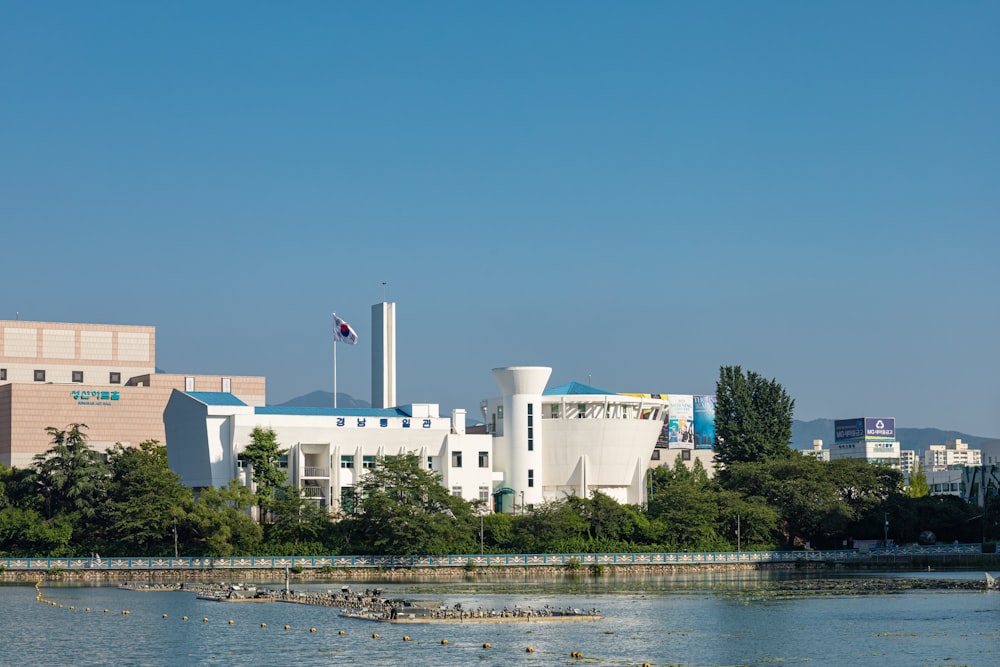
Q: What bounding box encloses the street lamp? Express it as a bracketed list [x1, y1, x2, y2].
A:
[172, 523, 179, 558]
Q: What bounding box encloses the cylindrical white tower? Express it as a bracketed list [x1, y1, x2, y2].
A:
[492, 366, 551, 509]
[371, 302, 396, 408]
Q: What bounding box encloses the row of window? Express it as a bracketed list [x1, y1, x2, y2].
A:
[338, 452, 493, 469]
[3, 369, 123, 384]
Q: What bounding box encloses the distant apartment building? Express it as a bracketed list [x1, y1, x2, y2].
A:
[0, 319, 264, 468]
[806, 439, 830, 461]
[925, 469, 965, 497]
[900, 449, 917, 477]
[828, 417, 900, 468]
[923, 439, 981, 471]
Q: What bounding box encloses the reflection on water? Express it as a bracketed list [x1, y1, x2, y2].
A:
[3, 571, 997, 667]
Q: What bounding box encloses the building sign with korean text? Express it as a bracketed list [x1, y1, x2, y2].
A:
[72, 389, 121, 406]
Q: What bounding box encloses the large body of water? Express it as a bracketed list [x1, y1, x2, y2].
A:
[2, 570, 997, 666]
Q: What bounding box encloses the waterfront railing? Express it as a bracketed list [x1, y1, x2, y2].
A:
[0, 543, 986, 572]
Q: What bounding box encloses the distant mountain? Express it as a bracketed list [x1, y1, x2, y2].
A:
[272, 390, 370, 409]
[793, 418, 993, 456]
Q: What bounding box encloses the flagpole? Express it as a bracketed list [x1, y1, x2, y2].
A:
[332, 312, 338, 409]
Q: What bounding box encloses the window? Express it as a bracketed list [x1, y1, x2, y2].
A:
[340, 487, 356, 514]
[451, 451, 462, 468]
[527, 404, 534, 451]
[221, 377, 232, 393]
[528, 469, 534, 488]
[451, 486, 463, 497]
[277, 454, 288, 469]
[479, 486, 490, 503]
[651, 449, 661, 461]
[109, 372, 121, 384]
[681, 450, 691, 461]
[362, 455, 376, 469]
[427, 456, 433, 470]
[550, 404, 559, 418]
[478, 451, 489, 468]
[34, 370, 45, 382]
[577, 403, 586, 418]
[184, 376, 195, 392]
[340, 455, 354, 469]
[72, 370, 84, 383]
[0, 368, 6, 381]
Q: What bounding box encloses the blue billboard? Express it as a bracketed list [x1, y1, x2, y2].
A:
[693, 395, 716, 449]
[834, 417, 895, 442]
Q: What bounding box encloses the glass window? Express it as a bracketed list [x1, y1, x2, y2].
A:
[109, 372, 121, 384]
[340, 487, 355, 514]
[451, 451, 462, 468]
[478, 451, 489, 468]
[363, 455, 376, 469]
[340, 455, 354, 469]
[34, 370, 45, 382]
[0, 368, 6, 381]
[451, 486, 462, 497]
[72, 370, 84, 383]
[427, 456, 433, 470]
[528, 469, 534, 488]
[479, 486, 490, 502]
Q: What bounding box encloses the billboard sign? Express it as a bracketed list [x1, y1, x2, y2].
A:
[834, 417, 895, 441]
[693, 394, 716, 449]
[668, 394, 694, 449]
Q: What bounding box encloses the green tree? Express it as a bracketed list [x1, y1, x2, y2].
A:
[263, 486, 335, 554]
[29, 424, 108, 523]
[342, 454, 477, 555]
[240, 426, 287, 522]
[102, 440, 192, 555]
[510, 499, 590, 552]
[714, 366, 795, 466]
[906, 462, 930, 498]
[647, 457, 726, 551]
[185, 481, 261, 556]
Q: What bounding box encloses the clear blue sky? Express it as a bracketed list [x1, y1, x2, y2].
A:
[2, 2, 997, 437]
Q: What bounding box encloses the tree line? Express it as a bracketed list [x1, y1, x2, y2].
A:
[1, 367, 996, 558]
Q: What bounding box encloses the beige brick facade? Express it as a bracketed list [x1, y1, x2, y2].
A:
[0, 320, 265, 469]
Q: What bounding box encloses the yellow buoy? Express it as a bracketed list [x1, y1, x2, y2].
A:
[104, 609, 109, 613]
[526, 646, 535, 653]
[229, 620, 234, 625]
[284, 625, 291, 631]
[310, 628, 316, 633]
[261, 623, 267, 628]
[85, 608, 91, 612]
[162, 614, 168, 619]
[69, 606, 75, 610]
[182, 616, 188, 621]
[403, 636, 410, 641]
[441, 639, 449, 645]
[372, 633, 379, 639]
[483, 643, 491, 649]
[203, 618, 209, 623]
[338, 630, 345, 635]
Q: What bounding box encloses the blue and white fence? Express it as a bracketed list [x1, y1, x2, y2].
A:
[0, 543, 986, 572]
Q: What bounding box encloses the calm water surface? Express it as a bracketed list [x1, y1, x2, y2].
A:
[2, 571, 997, 666]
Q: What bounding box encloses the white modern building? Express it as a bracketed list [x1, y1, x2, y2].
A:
[164, 392, 497, 512]
[163, 304, 672, 514]
[923, 439, 981, 472]
[481, 369, 670, 509]
[828, 417, 901, 468]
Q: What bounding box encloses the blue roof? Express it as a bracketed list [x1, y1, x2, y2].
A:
[185, 392, 248, 406]
[254, 406, 416, 417]
[543, 381, 616, 396]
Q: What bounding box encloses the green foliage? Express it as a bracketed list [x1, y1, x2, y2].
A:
[101, 440, 192, 555]
[264, 486, 337, 553]
[714, 366, 795, 466]
[340, 454, 478, 555]
[906, 463, 930, 498]
[240, 426, 287, 520]
[29, 424, 109, 521]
